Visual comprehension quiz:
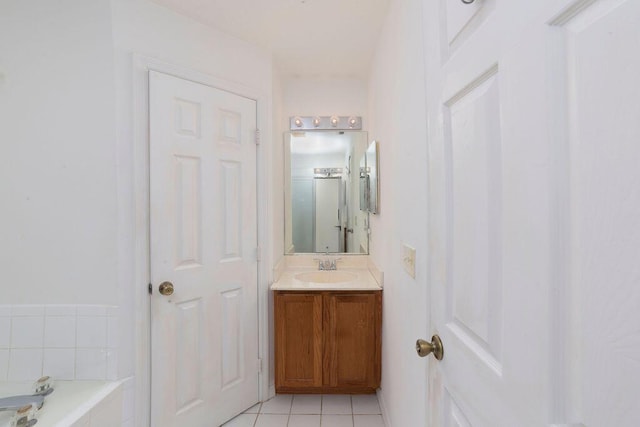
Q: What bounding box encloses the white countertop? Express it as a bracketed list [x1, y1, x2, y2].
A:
[271, 267, 382, 291]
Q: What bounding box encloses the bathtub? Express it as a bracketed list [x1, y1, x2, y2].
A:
[0, 380, 122, 427]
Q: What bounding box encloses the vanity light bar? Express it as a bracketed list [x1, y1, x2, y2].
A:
[314, 167, 343, 177]
[290, 116, 362, 130]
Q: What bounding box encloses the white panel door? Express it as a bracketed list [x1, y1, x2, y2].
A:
[424, 1, 640, 426]
[315, 178, 340, 253]
[149, 70, 259, 427]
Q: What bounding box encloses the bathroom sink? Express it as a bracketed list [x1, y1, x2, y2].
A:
[294, 271, 358, 285]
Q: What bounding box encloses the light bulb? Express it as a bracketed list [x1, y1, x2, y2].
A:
[313, 117, 321, 127]
[294, 116, 303, 127]
[330, 116, 339, 127]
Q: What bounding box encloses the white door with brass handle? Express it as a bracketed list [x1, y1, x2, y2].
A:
[149, 71, 259, 427]
[424, 0, 640, 425]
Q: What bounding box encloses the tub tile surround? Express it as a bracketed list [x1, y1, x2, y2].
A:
[0, 304, 119, 382]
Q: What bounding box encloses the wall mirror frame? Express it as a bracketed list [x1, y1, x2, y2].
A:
[284, 130, 370, 255]
[360, 140, 379, 214]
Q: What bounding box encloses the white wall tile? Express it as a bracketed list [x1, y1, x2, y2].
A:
[0, 316, 10, 348]
[11, 316, 44, 348]
[75, 349, 107, 380]
[1, 304, 118, 381]
[45, 305, 77, 316]
[11, 305, 45, 316]
[77, 316, 107, 348]
[106, 349, 118, 380]
[77, 306, 108, 316]
[8, 349, 43, 381]
[0, 349, 9, 380]
[44, 316, 76, 348]
[43, 348, 76, 380]
[107, 316, 119, 349]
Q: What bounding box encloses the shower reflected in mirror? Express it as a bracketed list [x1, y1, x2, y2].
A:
[284, 131, 369, 254]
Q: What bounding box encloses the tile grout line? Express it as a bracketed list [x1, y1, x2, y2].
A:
[351, 395, 354, 427]
[250, 402, 261, 427]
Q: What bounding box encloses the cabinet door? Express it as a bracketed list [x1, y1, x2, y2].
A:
[324, 292, 382, 390]
[274, 292, 323, 389]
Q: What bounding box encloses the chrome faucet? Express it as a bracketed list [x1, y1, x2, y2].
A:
[315, 258, 341, 270]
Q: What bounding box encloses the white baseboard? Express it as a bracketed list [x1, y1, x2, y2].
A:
[377, 388, 392, 427]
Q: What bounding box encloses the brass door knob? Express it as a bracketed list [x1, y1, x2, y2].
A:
[416, 335, 444, 360]
[158, 281, 174, 296]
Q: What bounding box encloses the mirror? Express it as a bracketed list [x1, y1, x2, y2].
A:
[284, 131, 369, 254]
[360, 140, 379, 214]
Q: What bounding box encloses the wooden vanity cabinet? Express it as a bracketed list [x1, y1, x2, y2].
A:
[274, 292, 323, 389]
[274, 290, 382, 394]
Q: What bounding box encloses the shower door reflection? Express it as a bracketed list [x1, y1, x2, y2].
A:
[285, 131, 369, 254]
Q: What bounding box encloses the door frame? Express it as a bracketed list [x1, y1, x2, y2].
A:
[131, 54, 272, 426]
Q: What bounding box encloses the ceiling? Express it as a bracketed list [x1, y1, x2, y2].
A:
[151, 0, 390, 79]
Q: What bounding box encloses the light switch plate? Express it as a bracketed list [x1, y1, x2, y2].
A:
[403, 244, 416, 278]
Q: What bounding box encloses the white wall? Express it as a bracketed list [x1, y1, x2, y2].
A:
[2, 0, 275, 423]
[367, 0, 430, 425]
[282, 77, 369, 129]
[272, 68, 285, 261]
[109, 3, 275, 421]
[270, 67, 285, 393]
[0, 0, 118, 304]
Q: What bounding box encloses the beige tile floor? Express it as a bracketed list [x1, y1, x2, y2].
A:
[222, 394, 385, 427]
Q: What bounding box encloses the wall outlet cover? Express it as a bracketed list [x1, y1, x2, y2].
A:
[402, 244, 416, 278]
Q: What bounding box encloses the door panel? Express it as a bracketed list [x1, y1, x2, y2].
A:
[175, 299, 203, 414]
[426, 0, 640, 425]
[445, 68, 503, 375]
[220, 286, 244, 389]
[174, 155, 202, 268]
[150, 70, 258, 427]
[558, 1, 640, 424]
[443, 0, 496, 55]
